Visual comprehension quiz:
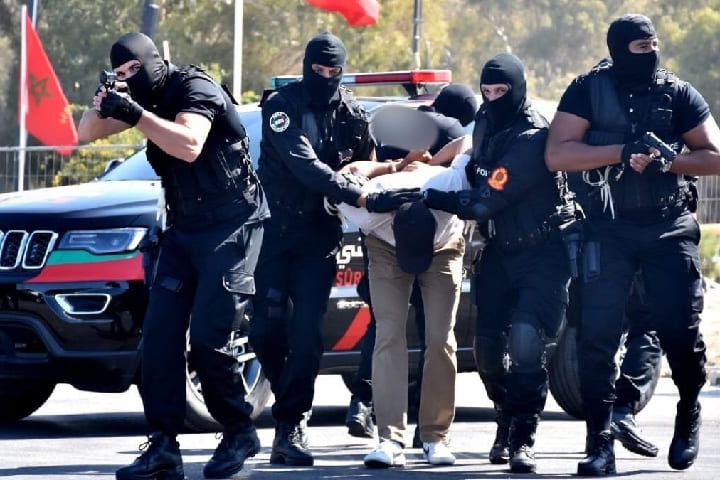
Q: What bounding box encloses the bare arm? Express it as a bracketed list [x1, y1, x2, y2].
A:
[134, 111, 211, 163]
[77, 108, 130, 142]
[670, 115, 720, 176]
[80, 85, 211, 162]
[545, 111, 623, 172]
[428, 135, 472, 166]
[341, 159, 399, 178]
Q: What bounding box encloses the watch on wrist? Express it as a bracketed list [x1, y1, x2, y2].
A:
[660, 155, 675, 173]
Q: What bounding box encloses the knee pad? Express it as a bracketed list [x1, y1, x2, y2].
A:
[474, 334, 507, 377]
[508, 321, 546, 374]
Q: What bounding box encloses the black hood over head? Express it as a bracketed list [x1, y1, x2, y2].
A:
[110, 32, 168, 108]
[302, 32, 346, 107]
[432, 83, 478, 127]
[480, 53, 527, 130]
[607, 13, 658, 89]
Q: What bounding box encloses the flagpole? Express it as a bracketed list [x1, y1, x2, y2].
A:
[411, 0, 422, 70]
[233, 0, 243, 100]
[18, 5, 28, 192]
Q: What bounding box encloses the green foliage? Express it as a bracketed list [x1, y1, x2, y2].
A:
[52, 109, 144, 186]
[700, 224, 720, 281]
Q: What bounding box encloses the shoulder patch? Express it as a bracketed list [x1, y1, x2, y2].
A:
[488, 166, 509, 191]
[269, 111, 290, 132]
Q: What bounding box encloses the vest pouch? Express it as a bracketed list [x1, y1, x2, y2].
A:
[196, 139, 250, 197]
[223, 269, 255, 296]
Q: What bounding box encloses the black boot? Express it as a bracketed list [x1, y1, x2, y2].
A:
[577, 431, 616, 476]
[345, 398, 375, 439]
[489, 407, 510, 464]
[668, 402, 701, 470]
[508, 417, 537, 474]
[610, 407, 658, 457]
[116, 432, 185, 480]
[203, 428, 261, 479]
[270, 422, 314, 466]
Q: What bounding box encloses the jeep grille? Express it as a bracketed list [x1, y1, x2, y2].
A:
[0, 230, 58, 270]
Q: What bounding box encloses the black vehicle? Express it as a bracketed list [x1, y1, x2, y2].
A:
[0, 71, 658, 431]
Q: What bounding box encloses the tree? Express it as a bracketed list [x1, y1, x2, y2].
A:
[1, 0, 720, 148]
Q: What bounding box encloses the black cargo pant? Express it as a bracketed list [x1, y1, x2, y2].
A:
[473, 240, 570, 419]
[579, 213, 706, 433]
[249, 223, 339, 425]
[567, 276, 663, 414]
[141, 218, 263, 436]
[614, 275, 663, 413]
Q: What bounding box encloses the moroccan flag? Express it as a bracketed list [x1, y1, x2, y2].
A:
[306, 0, 379, 27]
[20, 13, 78, 155]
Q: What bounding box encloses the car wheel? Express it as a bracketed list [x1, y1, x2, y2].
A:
[183, 332, 272, 432]
[548, 325, 661, 419]
[0, 380, 55, 421]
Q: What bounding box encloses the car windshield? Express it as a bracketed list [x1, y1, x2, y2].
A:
[97, 149, 159, 181]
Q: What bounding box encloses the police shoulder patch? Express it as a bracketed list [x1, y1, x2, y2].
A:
[488, 166, 509, 191]
[269, 111, 290, 132]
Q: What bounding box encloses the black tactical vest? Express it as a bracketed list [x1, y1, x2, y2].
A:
[147, 65, 267, 229]
[257, 83, 369, 227]
[574, 64, 688, 218]
[467, 105, 563, 250]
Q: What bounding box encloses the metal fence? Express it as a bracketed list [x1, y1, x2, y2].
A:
[0, 144, 144, 193]
[2, 145, 720, 223]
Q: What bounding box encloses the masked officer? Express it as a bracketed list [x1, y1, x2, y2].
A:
[78, 33, 270, 480]
[248, 32, 420, 467]
[546, 13, 720, 475]
[423, 53, 574, 474]
[346, 83, 478, 443]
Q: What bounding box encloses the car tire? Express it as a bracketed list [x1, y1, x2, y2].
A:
[0, 379, 55, 421]
[183, 333, 272, 432]
[548, 325, 661, 419]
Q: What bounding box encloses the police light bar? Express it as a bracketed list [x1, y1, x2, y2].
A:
[270, 69, 451, 89]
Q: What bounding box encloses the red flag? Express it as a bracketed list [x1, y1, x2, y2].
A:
[20, 13, 78, 155]
[306, 0, 379, 27]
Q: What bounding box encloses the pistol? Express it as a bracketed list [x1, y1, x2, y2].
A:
[99, 70, 117, 92]
[641, 131, 677, 171]
[97, 71, 118, 118]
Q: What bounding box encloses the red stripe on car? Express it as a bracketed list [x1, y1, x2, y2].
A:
[330, 305, 371, 351]
[27, 256, 144, 283]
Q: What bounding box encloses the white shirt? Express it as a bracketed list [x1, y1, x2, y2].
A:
[337, 154, 471, 248]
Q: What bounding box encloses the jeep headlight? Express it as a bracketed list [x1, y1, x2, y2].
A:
[58, 228, 147, 254]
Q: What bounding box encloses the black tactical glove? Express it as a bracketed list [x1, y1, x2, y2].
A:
[365, 188, 423, 213]
[620, 139, 651, 167]
[99, 90, 143, 126]
[424, 188, 493, 221]
[422, 188, 457, 214]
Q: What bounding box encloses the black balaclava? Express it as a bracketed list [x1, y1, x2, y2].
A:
[110, 32, 168, 108]
[480, 53, 527, 130]
[302, 32, 346, 107]
[432, 83, 479, 127]
[607, 14, 659, 89]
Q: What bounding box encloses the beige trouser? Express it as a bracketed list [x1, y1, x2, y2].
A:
[366, 233, 464, 446]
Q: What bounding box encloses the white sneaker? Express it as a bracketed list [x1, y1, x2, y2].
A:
[423, 440, 456, 465]
[364, 439, 406, 468]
